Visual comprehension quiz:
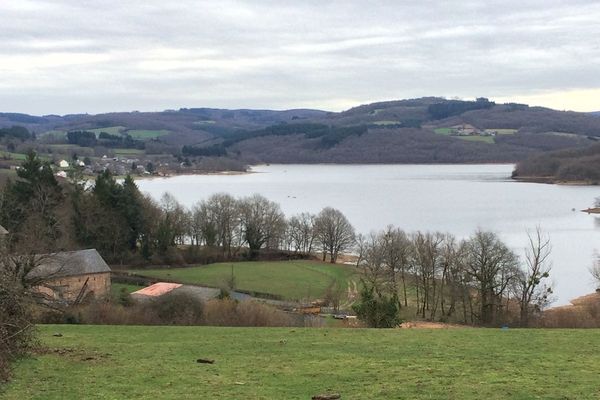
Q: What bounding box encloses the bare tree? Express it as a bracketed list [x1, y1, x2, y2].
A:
[590, 259, 600, 289]
[411, 231, 444, 319]
[159, 192, 188, 246]
[190, 201, 219, 247]
[238, 194, 286, 257]
[204, 193, 240, 257]
[287, 212, 316, 254]
[465, 230, 519, 325]
[314, 207, 355, 263]
[357, 232, 388, 292]
[514, 227, 553, 326]
[380, 226, 412, 308]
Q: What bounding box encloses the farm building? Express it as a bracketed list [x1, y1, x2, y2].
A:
[58, 159, 69, 168]
[27, 249, 111, 303]
[131, 282, 220, 302]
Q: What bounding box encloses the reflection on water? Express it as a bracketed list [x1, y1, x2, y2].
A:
[138, 164, 600, 305]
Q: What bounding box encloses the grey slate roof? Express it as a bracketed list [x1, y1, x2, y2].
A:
[27, 249, 111, 280]
[0, 225, 8, 235]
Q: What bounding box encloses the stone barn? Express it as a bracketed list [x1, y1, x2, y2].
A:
[27, 249, 111, 303]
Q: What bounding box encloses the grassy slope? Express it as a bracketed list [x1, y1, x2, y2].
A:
[126, 129, 170, 139]
[88, 126, 126, 135]
[4, 325, 600, 399]
[132, 261, 357, 301]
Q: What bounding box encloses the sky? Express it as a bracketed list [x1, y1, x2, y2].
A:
[1, 0, 599, 115]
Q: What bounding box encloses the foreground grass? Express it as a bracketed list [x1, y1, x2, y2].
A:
[3, 325, 600, 399]
[132, 260, 357, 301]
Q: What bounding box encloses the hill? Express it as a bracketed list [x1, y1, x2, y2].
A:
[2, 98, 600, 165]
[4, 325, 600, 399]
[512, 143, 600, 183]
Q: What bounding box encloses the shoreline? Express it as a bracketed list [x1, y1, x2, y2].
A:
[133, 168, 255, 180]
[511, 176, 599, 186]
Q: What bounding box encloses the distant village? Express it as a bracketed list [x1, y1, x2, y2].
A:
[52, 155, 152, 178]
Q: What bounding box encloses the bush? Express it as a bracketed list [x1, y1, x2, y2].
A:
[151, 292, 204, 325]
[0, 279, 35, 382]
[352, 285, 401, 328]
[37, 295, 298, 327]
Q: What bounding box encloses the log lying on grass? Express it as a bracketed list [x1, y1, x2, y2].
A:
[196, 358, 215, 364]
[312, 394, 341, 400]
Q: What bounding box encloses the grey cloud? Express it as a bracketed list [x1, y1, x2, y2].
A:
[1, 0, 599, 114]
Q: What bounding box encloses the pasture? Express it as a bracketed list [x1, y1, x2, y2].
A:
[125, 129, 170, 139]
[3, 325, 599, 399]
[88, 126, 126, 136]
[130, 260, 358, 301]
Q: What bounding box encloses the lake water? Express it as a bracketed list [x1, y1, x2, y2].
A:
[137, 164, 600, 305]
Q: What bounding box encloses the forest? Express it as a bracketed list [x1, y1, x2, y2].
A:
[2, 97, 600, 166]
[513, 143, 600, 183]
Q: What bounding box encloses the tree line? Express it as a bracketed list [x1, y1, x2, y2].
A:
[0, 152, 356, 266]
[354, 227, 552, 327]
[66, 130, 144, 149]
[1, 151, 554, 329]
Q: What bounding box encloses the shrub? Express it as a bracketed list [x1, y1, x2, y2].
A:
[352, 285, 401, 328]
[151, 292, 204, 325]
[0, 278, 35, 382]
[36, 295, 298, 327]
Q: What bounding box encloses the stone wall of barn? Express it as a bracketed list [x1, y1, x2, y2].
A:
[35, 272, 111, 302]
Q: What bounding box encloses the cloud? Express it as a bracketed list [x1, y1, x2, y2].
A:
[0, 0, 599, 114]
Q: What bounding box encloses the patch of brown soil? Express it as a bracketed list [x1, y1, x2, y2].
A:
[399, 321, 470, 329]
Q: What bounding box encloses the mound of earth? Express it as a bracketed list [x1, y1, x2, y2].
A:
[399, 321, 469, 329]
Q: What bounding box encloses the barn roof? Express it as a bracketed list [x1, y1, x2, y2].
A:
[131, 282, 182, 297]
[0, 225, 8, 235]
[27, 249, 111, 280]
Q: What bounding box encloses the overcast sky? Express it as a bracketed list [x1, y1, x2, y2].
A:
[1, 0, 599, 115]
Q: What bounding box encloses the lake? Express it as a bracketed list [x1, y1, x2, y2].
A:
[137, 164, 600, 305]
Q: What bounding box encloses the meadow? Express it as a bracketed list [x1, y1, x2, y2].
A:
[3, 325, 599, 399]
[131, 260, 358, 301]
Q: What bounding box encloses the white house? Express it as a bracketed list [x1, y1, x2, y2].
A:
[58, 160, 69, 168]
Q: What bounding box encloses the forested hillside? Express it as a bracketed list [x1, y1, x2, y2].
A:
[2, 98, 600, 165]
[513, 143, 600, 183]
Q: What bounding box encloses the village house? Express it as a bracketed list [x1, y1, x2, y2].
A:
[58, 159, 70, 168]
[27, 249, 111, 304]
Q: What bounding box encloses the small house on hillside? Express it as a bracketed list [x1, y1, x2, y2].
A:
[27, 249, 111, 304]
[58, 159, 69, 168]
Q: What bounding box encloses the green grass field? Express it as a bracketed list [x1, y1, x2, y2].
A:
[3, 325, 600, 399]
[125, 129, 170, 139]
[88, 126, 126, 136]
[488, 128, 517, 135]
[372, 120, 400, 126]
[1, 152, 27, 160]
[131, 261, 358, 301]
[113, 148, 145, 156]
[39, 130, 66, 139]
[434, 127, 454, 135]
[110, 282, 142, 297]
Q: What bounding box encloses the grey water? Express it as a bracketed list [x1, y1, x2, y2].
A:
[137, 164, 600, 305]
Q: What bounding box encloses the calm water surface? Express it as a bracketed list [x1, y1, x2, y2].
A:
[137, 164, 600, 305]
